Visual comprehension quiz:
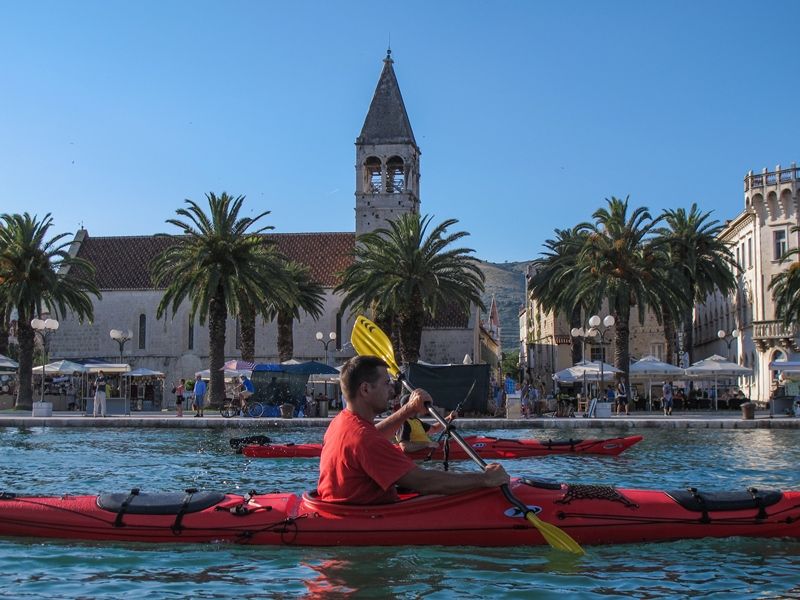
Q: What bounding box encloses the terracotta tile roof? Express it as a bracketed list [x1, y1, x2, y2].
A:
[74, 232, 356, 290]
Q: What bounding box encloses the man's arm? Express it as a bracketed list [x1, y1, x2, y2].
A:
[396, 463, 510, 496]
[375, 389, 432, 440]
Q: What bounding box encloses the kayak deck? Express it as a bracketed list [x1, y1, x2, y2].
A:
[0, 479, 797, 547]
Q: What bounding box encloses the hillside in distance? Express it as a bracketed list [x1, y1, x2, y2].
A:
[475, 260, 531, 352]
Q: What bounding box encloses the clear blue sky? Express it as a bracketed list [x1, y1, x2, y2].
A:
[2, 1, 798, 263]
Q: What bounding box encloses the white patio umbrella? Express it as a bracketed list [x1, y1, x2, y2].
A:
[684, 354, 752, 410]
[629, 355, 686, 411]
[553, 360, 621, 399]
[0, 354, 18, 371]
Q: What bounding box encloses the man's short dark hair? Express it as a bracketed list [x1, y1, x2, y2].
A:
[340, 355, 388, 399]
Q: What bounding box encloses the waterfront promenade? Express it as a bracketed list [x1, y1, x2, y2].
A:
[0, 409, 797, 429]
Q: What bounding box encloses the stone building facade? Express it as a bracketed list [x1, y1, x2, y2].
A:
[45, 52, 480, 385]
[695, 163, 800, 402]
[521, 162, 800, 404]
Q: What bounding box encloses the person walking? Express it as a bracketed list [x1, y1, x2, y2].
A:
[192, 374, 207, 417]
[615, 376, 629, 416]
[92, 370, 107, 417]
[174, 378, 185, 417]
[662, 381, 674, 416]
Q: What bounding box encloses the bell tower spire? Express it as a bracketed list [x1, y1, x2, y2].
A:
[355, 51, 420, 236]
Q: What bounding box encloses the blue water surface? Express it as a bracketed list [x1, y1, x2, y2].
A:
[0, 426, 798, 599]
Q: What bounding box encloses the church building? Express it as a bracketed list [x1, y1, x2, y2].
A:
[48, 52, 481, 383]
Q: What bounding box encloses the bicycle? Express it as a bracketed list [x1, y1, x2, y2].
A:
[220, 395, 265, 418]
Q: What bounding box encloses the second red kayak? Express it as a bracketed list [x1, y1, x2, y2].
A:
[241, 435, 643, 459]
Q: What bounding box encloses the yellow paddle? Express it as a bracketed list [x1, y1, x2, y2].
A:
[351, 315, 585, 555]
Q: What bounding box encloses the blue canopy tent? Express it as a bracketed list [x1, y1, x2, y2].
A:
[251, 361, 339, 415]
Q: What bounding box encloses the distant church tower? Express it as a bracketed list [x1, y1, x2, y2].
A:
[355, 49, 421, 236]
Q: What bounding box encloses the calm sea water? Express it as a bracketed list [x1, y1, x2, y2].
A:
[0, 426, 798, 599]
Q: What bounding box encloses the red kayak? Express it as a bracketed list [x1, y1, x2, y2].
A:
[241, 435, 643, 459]
[0, 478, 797, 546]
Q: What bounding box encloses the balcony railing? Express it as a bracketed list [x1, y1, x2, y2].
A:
[752, 320, 800, 351]
[744, 166, 799, 191]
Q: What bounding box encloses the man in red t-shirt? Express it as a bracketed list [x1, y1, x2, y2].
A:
[317, 355, 509, 504]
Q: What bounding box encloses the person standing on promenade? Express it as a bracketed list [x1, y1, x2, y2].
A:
[192, 374, 207, 417]
[662, 381, 674, 416]
[615, 376, 629, 416]
[317, 355, 508, 504]
[92, 370, 107, 417]
[174, 379, 185, 417]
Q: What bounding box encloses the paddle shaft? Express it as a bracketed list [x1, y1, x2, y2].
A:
[399, 377, 487, 468]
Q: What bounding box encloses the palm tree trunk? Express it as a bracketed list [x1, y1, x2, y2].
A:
[277, 310, 294, 362]
[613, 301, 632, 396]
[398, 301, 424, 365]
[0, 305, 10, 357]
[208, 287, 227, 406]
[661, 303, 675, 365]
[240, 300, 255, 363]
[15, 306, 35, 409]
[570, 306, 582, 363]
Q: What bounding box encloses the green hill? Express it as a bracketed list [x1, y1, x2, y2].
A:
[475, 260, 531, 352]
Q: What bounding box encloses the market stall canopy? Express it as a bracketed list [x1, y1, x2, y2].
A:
[553, 360, 621, 383]
[196, 368, 247, 380]
[252, 361, 339, 375]
[768, 360, 800, 372]
[124, 368, 165, 378]
[629, 356, 686, 379]
[83, 363, 131, 374]
[222, 359, 255, 372]
[684, 355, 752, 378]
[0, 354, 18, 371]
[33, 360, 88, 375]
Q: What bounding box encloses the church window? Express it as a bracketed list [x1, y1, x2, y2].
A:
[235, 319, 241, 350]
[188, 319, 194, 350]
[747, 238, 752, 268]
[138, 314, 146, 349]
[336, 313, 342, 350]
[386, 156, 405, 193]
[365, 157, 382, 193]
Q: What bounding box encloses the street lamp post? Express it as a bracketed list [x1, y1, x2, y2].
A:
[589, 314, 616, 399]
[315, 331, 337, 410]
[110, 329, 133, 414]
[31, 317, 59, 403]
[717, 329, 739, 361]
[315, 331, 337, 365]
[110, 329, 133, 363]
[571, 314, 615, 401]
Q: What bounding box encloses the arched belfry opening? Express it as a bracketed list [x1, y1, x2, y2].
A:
[355, 51, 420, 236]
[386, 156, 405, 193]
[365, 157, 382, 193]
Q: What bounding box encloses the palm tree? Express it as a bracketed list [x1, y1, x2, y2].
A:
[527, 227, 590, 363]
[655, 203, 738, 365]
[571, 198, 684, 386]
[151, 193, 286, 405]
[336, 213, 486, 364]
[236, 246, 296, 363]
[768, 225, 800, 328]
[266, 260, 325, 362]
[0, 213, 100, 408]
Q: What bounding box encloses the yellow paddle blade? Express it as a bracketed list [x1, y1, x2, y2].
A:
[351, 315, 402, 376]
[526, 513, 584, 555]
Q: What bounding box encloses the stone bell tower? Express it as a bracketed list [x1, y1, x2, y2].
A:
[355, 49, 421, 236]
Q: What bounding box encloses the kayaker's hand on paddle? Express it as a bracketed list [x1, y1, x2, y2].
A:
[483, 463, 511, 488]
[404, 389, 433, 417]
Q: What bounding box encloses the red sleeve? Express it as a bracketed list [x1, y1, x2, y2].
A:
[356, 429, 416, 491]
